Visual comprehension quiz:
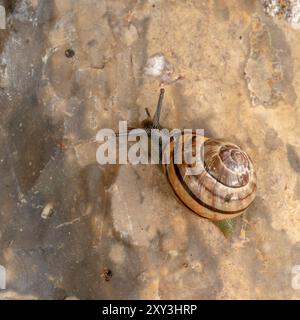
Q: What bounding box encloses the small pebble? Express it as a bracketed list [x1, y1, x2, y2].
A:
[41, 203, 54, 219]
[101, 268, 113, 282]
[65, 49, 75, 58]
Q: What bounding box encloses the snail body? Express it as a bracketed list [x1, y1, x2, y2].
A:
[121, 89, 257, 221]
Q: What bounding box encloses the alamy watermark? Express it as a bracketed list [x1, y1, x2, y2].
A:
[95, 121, 204, 175]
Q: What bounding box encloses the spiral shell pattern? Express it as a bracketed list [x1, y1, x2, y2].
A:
[163, 133, 257, 221]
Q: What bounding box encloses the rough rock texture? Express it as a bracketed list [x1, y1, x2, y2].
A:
[263, 0, 300, 29]
[0, 0, 300, 299]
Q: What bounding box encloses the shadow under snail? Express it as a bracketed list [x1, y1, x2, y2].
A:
[118, 88, 257, 221]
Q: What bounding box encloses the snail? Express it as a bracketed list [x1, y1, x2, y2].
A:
[118, 88, 257, 221]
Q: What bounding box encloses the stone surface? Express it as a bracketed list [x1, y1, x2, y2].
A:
[0, 0, 300, 299]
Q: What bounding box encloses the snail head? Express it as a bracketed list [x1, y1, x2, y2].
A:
[116, 88, 165, 137]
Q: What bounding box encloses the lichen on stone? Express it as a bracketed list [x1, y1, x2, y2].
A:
[262, 0, 300, 29]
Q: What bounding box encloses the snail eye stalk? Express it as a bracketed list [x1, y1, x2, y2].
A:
[152, 88, 165, 129]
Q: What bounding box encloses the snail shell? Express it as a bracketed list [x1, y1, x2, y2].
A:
[163, 133, 257, 221]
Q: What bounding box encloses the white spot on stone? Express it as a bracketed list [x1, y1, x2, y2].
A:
[41, 203, 54, 219]
[144, 54, 173, 81]
[263, 0, 300, 29]
[290, 1, 300, 28]
[145, 54, 166, 77]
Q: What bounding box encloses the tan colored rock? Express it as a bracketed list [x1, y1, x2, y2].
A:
[1, 0, 300, 300]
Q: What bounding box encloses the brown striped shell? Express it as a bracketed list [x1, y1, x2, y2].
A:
[163, 133, 257, 221]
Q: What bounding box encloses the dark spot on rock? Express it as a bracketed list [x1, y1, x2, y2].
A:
[3, 0, 17, 14]
[65, 48, 75, 58]
[87, 39, 97, 47]
[287, 144, 300, 172]
[101, 267, 113, 282]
